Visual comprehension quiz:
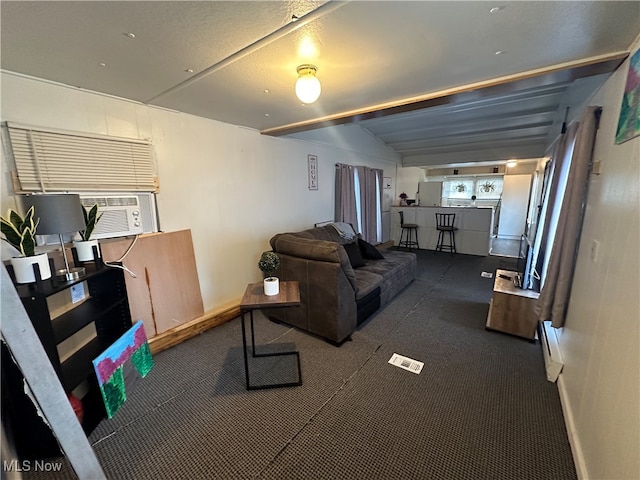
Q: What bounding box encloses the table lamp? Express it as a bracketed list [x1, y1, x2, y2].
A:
[22, 193, 86, 281]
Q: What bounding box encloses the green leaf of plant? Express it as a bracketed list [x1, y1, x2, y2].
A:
[88, 204, 99, 222]
[20, 206, 35, 234]
[20, 226, 36, 256]
[9, 209, 23, 229]
[81, 204, 101, 240]
[1, 217, 22, 250]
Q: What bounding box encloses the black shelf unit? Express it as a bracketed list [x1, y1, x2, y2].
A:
[1, 255, 133, 459]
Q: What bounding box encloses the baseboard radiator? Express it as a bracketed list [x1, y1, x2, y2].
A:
[540, 321, 564, 382]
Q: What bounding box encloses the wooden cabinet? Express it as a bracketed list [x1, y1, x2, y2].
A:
[486, 269, 540, 339]
[2, 259, 132, 458]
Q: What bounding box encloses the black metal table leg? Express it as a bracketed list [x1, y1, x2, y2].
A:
[240, 310, 251, 389]
[240, 307, 302, 390]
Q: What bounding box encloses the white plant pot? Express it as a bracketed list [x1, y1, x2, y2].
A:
[73, 240, 100, 262]
[10, 253, 52, 284]
[263, 277, 279, 296]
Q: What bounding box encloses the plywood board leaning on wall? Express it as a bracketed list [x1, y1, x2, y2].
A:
[100, 230, 204, 339]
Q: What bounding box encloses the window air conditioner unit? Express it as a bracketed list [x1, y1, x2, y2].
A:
[79, 195, 144, 239]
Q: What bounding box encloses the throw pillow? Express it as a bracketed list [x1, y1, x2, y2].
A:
[358, 238, 385, 259]
[343, 241, 366, 268]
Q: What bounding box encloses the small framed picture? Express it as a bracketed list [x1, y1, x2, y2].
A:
[308, 154, 318, 190]
[383, 177, 392, 189]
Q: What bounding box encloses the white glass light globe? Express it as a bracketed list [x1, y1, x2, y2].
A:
[295, 73, 321, 104]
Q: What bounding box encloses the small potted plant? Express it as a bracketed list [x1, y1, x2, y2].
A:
[258, 251, 280, 296]
[0, 206, 52, 283]
[73, 203, 103, 261]
[399, 192, 408, 205]
[480, 181, 495, 193]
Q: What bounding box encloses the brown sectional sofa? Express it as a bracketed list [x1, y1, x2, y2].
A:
[268, 225, 417, 344]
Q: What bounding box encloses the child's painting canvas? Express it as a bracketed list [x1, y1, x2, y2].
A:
[615, 48, 640, 144]
[93, 321, 153, 418]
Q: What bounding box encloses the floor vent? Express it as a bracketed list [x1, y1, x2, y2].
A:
[540, 321, 564, 382]
[388, 353, 424, 374]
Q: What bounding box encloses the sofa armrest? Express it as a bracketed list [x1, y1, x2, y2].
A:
[274, 234, 357, 290]
[269, 253, 357, 344]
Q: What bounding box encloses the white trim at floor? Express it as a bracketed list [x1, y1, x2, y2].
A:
[557, 374, 587, 479]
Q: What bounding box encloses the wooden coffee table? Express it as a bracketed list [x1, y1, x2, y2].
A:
[239, 281, 301, 390]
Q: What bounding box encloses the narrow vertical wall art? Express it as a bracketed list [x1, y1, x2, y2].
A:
[615, 48, 640, 144]
[308, 154, 318, 190]
[92, 321, 153, 418]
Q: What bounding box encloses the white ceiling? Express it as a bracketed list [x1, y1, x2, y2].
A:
[1, 1, 638, 168]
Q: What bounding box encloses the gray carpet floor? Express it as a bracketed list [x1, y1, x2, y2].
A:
[24, 250, 577, 479]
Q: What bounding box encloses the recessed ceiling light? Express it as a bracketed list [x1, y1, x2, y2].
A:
[506, 160, 518, 168]
[99, 62, 107, 67]
[263, 89, 270, 94]
[185, 68, 194, 73]
[495, 50, 504, 55]
[125, 32, 136, 39]
[489, 6, 503, 14]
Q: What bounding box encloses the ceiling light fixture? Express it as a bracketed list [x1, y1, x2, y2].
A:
[295, 64, 321, 104]
[506, 160, 518, 168]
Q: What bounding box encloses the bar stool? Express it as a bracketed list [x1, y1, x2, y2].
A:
[398, 211, 419, 249]
[435, 213, 457, 254]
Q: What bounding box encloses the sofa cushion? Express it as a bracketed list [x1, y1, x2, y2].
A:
[343, 241, 366, 268]
[359, 250, 417, 305]
[358, 238, 385, 259]
[353, 269, 383, 300]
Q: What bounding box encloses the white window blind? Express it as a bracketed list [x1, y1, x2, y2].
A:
[6, 122, 157, 193]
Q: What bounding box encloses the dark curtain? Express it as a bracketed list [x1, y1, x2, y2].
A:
[360, 167, 383, 243]
[334, 163, 358, 228]
[534, 106, 602, 327]
[335, 164, 383, 244]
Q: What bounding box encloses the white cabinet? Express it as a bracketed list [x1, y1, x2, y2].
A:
[391, 206, 493, 255]
[498, 175, 531, 239]
[418, 182, 442, 206]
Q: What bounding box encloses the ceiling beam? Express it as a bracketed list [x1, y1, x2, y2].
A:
[402, 143, 548, 167]
[373, 110, 557, 143]
[391, 125, 553, 153]
[261, 52, 628, 137]
[359, 84, 568, 129]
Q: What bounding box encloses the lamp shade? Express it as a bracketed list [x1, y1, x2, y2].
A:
[22, 194, 85, 234]
[295, 64, 321, 104]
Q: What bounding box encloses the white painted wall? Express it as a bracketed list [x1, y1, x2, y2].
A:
[395, 166, 425, 204]
[0, 72, 399, 311]
[557, 36, 640, 480]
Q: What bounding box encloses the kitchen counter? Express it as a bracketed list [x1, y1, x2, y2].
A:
[391, 205, 494, 255]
